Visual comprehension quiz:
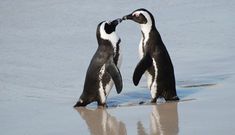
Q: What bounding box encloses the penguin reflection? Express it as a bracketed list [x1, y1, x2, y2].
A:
[76, 107, 127, 135]
[138, 102, 179, 135]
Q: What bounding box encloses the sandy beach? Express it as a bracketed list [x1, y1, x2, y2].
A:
[0, 0, 235, 134]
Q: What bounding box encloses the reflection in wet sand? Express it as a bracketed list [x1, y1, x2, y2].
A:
[138, 103, 179, 135]
[76, 107, 127, 135]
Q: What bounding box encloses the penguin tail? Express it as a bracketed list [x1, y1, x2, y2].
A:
[73, 102, 81, 108]
[73, 99, 87, 108]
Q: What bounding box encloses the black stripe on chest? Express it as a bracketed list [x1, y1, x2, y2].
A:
[141, 31, 145, 53]
[113, 39, 121, 65]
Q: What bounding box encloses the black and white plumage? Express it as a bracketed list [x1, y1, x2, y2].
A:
[123, 8, 179, 102]
[74, 19, 123, 107]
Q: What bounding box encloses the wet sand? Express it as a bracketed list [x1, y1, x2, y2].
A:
[1, 0, 235, 134]
[74, 74, 235, 135]
[76, 102, 179, 135]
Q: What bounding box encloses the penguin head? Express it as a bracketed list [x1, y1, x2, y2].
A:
[96, 18, 122, 45]
[122, 8, 155, 27]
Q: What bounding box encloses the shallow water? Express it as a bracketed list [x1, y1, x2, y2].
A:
[0, 0, 235, 134]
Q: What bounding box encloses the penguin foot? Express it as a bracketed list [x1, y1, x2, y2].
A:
[172, 96, 180, 101]
[139, 101, 145, 105]
[98, 103, 107, 109]
[166, 96, 180, 101]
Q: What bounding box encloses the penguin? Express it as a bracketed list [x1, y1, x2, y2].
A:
[74, 18, 123, 107]
[122, 8, 179, 102]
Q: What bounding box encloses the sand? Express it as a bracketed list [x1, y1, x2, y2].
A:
[0, 0, 235, 134]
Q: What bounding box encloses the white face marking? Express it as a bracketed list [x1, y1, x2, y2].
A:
[132, 12, 140, 17]
[98, 65, 106, 103]
[136, 10, 153, 59]
[132, 10, 152, 35]
[99, 21, 122, 68]
[99, 21, 119, 48]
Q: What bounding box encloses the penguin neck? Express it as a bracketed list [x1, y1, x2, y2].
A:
[140, 21, 156, 39]
[140, 24, 151, 36]
[98, 32, 120, 52]
[100, 32, 119, 48]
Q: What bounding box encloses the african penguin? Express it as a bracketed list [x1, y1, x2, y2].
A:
[122, 8, 179, 102]
[74, 18, 123, 107]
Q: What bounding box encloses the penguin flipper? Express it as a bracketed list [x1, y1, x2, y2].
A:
[133, 53, 152, 86]
[105, 59, 123, 94]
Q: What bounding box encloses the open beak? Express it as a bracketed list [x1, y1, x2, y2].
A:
[122, 14, 133, 20]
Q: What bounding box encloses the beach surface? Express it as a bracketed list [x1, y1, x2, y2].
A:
[0, 0, 235, 134]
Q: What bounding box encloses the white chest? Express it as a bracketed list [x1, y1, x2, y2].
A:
[138, 31, 150, 59]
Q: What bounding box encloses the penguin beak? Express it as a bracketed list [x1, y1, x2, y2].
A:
[122, 14, 133, 20]
[111, 18, 122, 27]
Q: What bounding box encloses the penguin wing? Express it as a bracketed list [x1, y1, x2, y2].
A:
[133, 53, 153, 86]
[105, 58, 123, 94]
